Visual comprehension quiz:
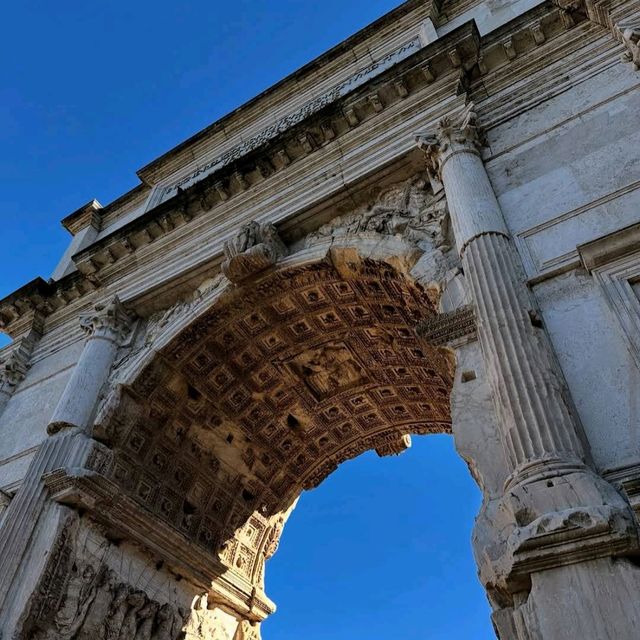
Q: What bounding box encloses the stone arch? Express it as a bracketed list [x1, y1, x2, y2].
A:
[88, 245, 456, 626]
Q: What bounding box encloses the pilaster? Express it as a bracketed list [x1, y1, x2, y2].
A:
[0, 296, 133, 634]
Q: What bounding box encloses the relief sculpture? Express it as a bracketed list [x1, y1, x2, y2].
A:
[221, 221, 287, 283]
[22, 519, 186, 640]
[286, 341, 368, 400]
[617, 20, 640, 68]
[304, 176, 449, 250]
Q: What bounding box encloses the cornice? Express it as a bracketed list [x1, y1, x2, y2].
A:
[0, 0, 601, 338]
[0, 279, 51, 338]
[60, 199, 102, 235]
[0, 272, 97, 339]
[473, 0, 591, 78]
[63, 22, 477, 282]
[135, 0, 439, 185]
[97, 184, 149, 228]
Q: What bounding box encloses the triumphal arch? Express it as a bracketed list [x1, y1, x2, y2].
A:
[1, 0, 640, 637]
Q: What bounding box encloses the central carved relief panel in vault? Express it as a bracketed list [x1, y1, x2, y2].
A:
[94, 253, 454, 593]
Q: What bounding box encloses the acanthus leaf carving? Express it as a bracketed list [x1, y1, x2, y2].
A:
[0, 324, 41, 401]
[0, 342, 31, 392]
[79, 296, 135, 344]
[415, 102, 484, 179]
[263, 517, 286, 561]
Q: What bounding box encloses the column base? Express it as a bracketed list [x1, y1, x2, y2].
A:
[477, 460, 640, 595]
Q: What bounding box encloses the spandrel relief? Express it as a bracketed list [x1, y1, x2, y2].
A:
[304, 176, 450, 250]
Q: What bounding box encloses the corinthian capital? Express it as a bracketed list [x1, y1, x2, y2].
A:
[416, 103, 484, 176]
[80, 296, 134, 343]
[0, 349, 30, 392]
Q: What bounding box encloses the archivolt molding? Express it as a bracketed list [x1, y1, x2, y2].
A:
[80, 246, 454, 615]
[58, 171, 469, 622]
[106, 273, 232, 392]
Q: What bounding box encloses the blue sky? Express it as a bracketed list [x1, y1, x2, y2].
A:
[0, 1, 493, 636]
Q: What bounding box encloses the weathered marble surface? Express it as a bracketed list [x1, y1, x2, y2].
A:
[1, 0, 639, 637]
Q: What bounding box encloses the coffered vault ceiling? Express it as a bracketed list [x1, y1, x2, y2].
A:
[98, 253, 453, 586]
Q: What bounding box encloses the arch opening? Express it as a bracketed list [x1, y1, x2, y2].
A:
[262, 435, 491, 639]
[91, 249, 455, 626]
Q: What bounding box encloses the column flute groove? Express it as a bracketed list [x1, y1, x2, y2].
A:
[417, 102, 639, 595]
[0, 296, 133, 627]
[417, 106, 588, 481]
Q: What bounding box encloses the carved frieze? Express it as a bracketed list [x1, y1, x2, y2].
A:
[20, 517, 187, 640]
[233, 620, 262, 640]
[147, 39, 422, 209]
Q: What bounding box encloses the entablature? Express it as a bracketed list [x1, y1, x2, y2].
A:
[0, 0, 627, 340]
[68, 21, 479, 278]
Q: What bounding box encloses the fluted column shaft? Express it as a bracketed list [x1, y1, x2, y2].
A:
[418, 108, 588, 480]
[48, 296, 132, 434]
[0, 296, 132, 631]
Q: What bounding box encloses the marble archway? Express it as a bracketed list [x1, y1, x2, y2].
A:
[29, 246, 455, 638]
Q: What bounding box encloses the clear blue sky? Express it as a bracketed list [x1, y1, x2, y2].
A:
[0, 1, 493, 637]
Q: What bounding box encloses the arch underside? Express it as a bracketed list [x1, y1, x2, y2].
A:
[96, 250, 453, 593]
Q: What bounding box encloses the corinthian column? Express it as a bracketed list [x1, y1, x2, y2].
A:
[0, 296, 132, 632]
[48, 296, 133, 434]
[416, 107, 638, 608]
[417, 105, 588, 482]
